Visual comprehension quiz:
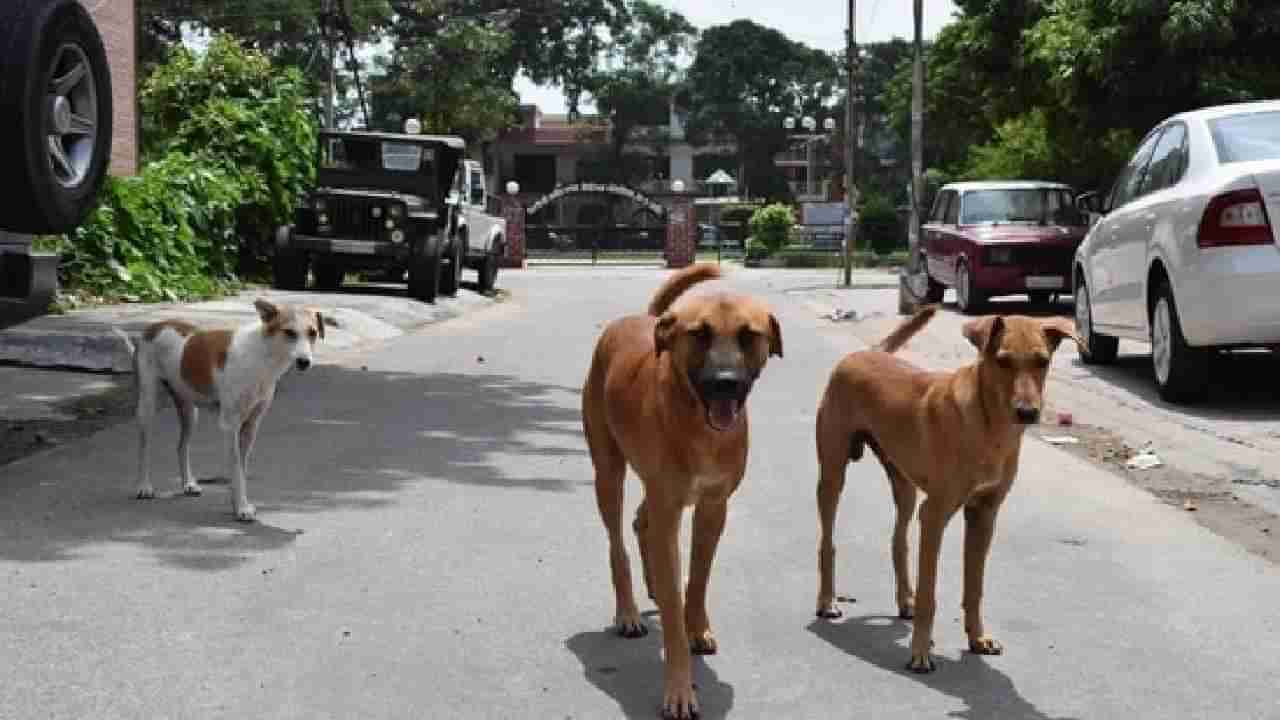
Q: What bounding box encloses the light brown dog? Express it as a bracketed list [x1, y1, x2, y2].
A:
[813, 305, 1083, 672]
[582, 263, 782, 719]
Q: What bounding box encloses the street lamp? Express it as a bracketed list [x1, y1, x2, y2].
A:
[506, 180, 520, 195]
[671, 179, 686, 193]
[783, 116, 836, 199]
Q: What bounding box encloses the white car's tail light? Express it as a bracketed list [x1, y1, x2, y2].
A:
[1197, 188, 1274, 247]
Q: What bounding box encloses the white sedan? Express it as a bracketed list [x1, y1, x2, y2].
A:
[1073, 100, 1280, 402]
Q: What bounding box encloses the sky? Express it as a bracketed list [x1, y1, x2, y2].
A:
[515, 0, 960, 114]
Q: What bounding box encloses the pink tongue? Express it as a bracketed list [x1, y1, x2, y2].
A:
[707, 398, 741, 431]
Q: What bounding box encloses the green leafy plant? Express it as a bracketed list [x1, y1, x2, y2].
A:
[748, 203, 796, 256]
[858, 191, 902, 254]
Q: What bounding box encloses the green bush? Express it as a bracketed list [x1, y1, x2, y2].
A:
[59, 153, 248, 301]
[858, 192, 903, 254]
[748, 203, 796, 256]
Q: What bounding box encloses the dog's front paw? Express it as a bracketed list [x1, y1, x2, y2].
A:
[689, 629, 718, 655]
[135, 486, 156, 500]
[233, 503, 257, 523]
[969, 635, 1003, 655]
[661, 681, 699, 719]
[898, 602, 915, 620]
[906, 650, 937, 674]
[615, 611, 648, 638]
[816, 602, 843, 619]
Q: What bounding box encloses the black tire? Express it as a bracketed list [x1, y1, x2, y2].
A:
[1028, 290, 1053, 306]
[0, 0, 113, 233]
[1150, 280, 1209, 403]
[955, 260, 985, 315]
[477, 253, 499, 293]
[409, 253, 440, 304]
[440, 237, 463, 297]
[313, 261, 343, 291]
[921, 254, 945, 303]
[1074, 274, 1118, 364]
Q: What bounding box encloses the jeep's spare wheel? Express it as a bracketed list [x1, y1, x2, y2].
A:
[0, 0, 113, 233]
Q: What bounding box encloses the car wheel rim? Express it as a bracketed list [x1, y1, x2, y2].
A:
[1152, 298, 1172, 384]
[957, 265, 969, 307]
[1075, 283, 1092, 344]
[44, 44, 98, 189]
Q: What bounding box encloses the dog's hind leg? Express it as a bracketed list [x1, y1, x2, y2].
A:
[133, 361, 159, 500]
[587, 422, 645, 638]
[886, 463, 918, 619]
[814, 410, 853, 619]
[167, 386, 200, 496]
[633, 499, 655, 600]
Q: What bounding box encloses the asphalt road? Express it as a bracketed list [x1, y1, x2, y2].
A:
[2, 266, 1277, 719]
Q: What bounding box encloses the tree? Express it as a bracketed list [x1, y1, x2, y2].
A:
[579, 0, 698, 183]
[683, 20, 839, 200]
[369, 2, 518, 141]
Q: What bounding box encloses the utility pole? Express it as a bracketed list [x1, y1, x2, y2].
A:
[908, 0, 925, 272]
[842, 0, 858, 287]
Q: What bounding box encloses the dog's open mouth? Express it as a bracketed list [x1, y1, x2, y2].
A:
[705, 397, 742, 432]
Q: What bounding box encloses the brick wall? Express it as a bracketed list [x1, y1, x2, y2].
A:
[82, 0, 137, 176]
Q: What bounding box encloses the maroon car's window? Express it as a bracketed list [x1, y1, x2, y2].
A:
[958, 189, 1082, 225]
[1209, 110, 1280, 163]
[942, 192, 959, 224]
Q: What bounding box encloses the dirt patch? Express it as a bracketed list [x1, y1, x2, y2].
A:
[1034, 417, 1280, 563]
[0, 380, 133, 467]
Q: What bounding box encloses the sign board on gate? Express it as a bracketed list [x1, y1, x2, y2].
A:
[802, 202, 846, 226]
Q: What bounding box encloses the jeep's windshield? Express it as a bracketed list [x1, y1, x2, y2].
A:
[321, 137, 433, 173]
[959, 188, 1084, 226]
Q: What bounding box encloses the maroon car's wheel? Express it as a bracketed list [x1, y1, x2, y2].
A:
[955, 260, 985, 315]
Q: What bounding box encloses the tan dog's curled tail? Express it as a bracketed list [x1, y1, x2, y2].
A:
[648, 263, 723, 316]
[875, 303, 938, 353]
[112, 327, 136, 357]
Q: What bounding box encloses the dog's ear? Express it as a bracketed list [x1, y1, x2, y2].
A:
[1042, 316, 1086, 353]
[654, 312, 678, 355]
[254, 298, 280, 324]
[962, 315, 1005, 355]
[768, 313, 783, 358]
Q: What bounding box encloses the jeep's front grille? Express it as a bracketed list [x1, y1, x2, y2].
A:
[327, 197, 383, 239]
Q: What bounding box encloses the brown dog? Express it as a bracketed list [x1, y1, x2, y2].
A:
[814, 305, 1083, 672]
[582, 263, 782, 718]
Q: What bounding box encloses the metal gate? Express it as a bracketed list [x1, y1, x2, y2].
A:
[523, 183, 668, 264]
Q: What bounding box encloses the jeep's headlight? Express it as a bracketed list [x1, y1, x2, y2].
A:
[389, 205, 404, 219]
[371, 206, 383, 219]
[318, 213, 330, 225]
[385, 219, 395, 230]
[314, 198, 327, 212]
[391, 230, 405, 243]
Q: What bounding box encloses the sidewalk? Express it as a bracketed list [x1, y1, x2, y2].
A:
[0, 286, 497, 373]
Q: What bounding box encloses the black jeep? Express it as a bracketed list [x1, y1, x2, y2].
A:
[274, 130, 504, 303]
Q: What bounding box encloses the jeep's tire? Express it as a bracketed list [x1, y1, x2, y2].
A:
[477, 253, 499, 293]
[313, 261, 343, 291]
[409, 253, 440, 304]
[271, 227, 309, 290]
[440, 238, 463, 297]
[0, 0, 113, 233]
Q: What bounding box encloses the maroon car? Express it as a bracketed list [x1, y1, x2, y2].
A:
[919, 181, 1089, 314]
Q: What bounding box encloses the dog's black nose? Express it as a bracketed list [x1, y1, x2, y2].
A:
[699, 368, 747, 400]
[295, 358, 311, 371]
[1015, 406, 1040, 424]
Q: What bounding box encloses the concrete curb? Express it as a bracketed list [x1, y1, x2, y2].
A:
[0, 289, 497, 374]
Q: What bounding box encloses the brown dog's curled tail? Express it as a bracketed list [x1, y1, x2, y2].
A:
[647, 263, 722, 316]
[874, 303, 938, 353]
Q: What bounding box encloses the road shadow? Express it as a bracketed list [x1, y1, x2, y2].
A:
[0, 366, 586, 570]
[566, 625, 735, 719]
[807, 614, 1078, 720]
[1069, 352, 1280, 421]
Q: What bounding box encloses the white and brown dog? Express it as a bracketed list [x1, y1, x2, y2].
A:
[114, 298, 328, 522]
